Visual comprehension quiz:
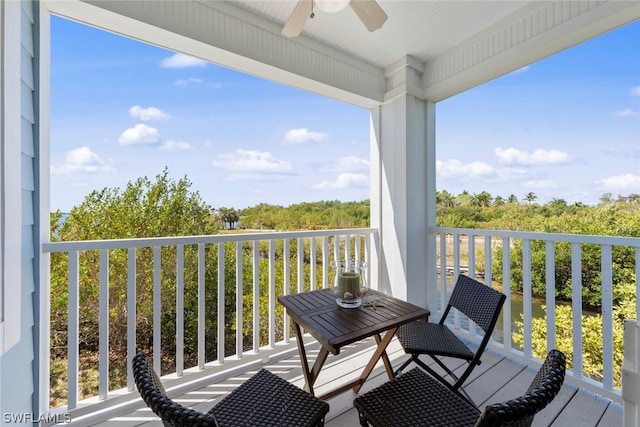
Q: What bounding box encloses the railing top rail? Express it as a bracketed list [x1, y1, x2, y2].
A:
[432, 227, 640, 247]
[43, 228, 378, 253]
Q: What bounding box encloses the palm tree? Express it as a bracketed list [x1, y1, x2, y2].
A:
[436, 190, 455, 208]
[470, 191, 492, 208]
[507, 194, 519, 204]
[524, 192, 537, 204]
[477, 191, 492, 207]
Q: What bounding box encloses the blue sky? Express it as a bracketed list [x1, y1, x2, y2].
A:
[50, 16, 639, 212]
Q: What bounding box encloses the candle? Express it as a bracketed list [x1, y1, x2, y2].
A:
[337, 271, 360, 298]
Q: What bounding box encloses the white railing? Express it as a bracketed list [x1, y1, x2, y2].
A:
[42, 228, 376, 420]
[41, 226, 638, 421]
[432, 227, 640, 402]
[623, 319, 639, 426]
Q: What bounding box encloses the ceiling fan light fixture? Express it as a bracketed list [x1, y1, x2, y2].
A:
[315, 0, 350, 13]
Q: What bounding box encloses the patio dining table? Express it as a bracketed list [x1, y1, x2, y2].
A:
[278, 288, 430, 400]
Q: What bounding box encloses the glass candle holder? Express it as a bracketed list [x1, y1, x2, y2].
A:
[330, 260, 367, 308]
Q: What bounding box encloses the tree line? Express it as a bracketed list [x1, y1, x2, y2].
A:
[49, 171, 638, 403]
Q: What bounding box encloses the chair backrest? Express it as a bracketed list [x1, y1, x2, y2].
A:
[444, 274, 506, 334]
[474, 349, 566, 427]
[132, 351, 218, 427]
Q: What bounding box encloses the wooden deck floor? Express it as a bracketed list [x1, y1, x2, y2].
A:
[90, 337, 622, 427]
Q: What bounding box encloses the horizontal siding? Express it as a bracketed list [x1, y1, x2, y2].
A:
[1, 0, 37, 418]
[21, 153, 34, 191]
[20, 5, 34, 57]
[20, 81, 34, 122]
[22, 189, 34, 227]
[21, 258, 35, 301]
[21, 116, 34, 156]
[20, 46, 34, 89]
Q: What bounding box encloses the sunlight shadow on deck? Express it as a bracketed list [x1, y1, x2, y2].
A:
[89, 337, 622, 427]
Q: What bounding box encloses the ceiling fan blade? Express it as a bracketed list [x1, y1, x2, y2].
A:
[350, 0, 388, 32]
[282, 0, 313, 38]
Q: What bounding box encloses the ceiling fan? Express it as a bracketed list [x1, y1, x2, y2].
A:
[282, 0, 388, 38]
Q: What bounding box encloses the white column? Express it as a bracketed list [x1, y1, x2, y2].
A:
[370, 56, 436, 309]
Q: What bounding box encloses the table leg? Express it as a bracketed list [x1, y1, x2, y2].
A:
[294, 321, 330, 396]
[352, 326, 398, 393]
[375, 333, 394, 379]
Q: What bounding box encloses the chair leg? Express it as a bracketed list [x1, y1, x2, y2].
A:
[393, 355, 415, 376]
[429, 355, 461, 384]
[415, 357, 477, 407]
[358, 411, 370, 426]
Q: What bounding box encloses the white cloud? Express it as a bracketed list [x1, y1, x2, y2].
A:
[160, 140, 192, 151]
[322, 156, 369, 172]
[630, 86, 640, 96]
[495, 147, 570, 166]
[118, 124, 160, 146]
[436, 159, 496, 179]
[160, 53, 207, 68]
[284, 128, 329, 144]
[174, 77, 204, 87]
[212, 149, 293, 180]
[128, 105, 171, 121]
[595, 174, 640, 190]
[614, 109, 640, 118]
[313, 173, 368, 190]
[523, 179, 558, 189]
[436, 159, 527, 183]
[51, 147, 115, 175]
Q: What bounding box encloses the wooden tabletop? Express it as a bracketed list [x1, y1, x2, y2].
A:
[278, 288, 430, 355]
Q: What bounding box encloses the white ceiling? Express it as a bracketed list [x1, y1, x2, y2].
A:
[223, 0, 534, 68]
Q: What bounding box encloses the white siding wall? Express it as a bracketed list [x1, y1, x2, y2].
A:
[0, 0, 38, 421]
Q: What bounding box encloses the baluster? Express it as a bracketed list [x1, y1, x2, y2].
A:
[571, 242, 583, 378]
[601, 244, 613, 390]
[68, 250, 79, 409]
[522, 239, 532, 358]
[253, 240, 260, 352]
[153, 246, 161, 372]
[127, 248, 137, 391]
[268, 239, 275, 348]
[218, 242, 225, 363]
[236, 240, 244, 356]
[544, 240, 555, 356]
[99, 249, 109, 400]
[176, 245, 184, 376]
[198, 243, 205, 369]
[310, 237, 317, 291]
[283, 239, 290, 343]
[502, 237, 511, 348]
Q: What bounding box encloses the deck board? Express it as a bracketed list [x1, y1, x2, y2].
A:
[598, 401, 623, 426]
[553, 388, 616, 427]
[90, 337, 622, 427]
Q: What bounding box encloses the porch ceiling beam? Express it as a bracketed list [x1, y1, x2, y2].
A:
[424, 0, 640, 102]
[45, 0, 387, 108]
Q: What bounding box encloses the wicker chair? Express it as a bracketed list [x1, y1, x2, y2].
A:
[353, 349, 566, 427]
[133, 352, 329, 427]
[394, 274, 506, 395]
